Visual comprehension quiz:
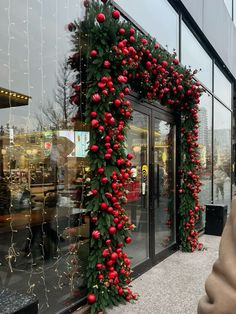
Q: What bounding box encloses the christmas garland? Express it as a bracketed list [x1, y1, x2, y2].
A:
[68, 0, 203, 313]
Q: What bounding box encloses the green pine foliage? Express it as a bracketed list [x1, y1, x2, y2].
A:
[68, 0, 204, 312]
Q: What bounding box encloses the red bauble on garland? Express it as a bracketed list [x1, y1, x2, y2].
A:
[90, 145, 99, 153]
[87, 293, 96, 304]
[96, 13, 106, 23]
[108, 226, 117, 234]
[91, 93, 101, 103]
[90, 50, 98, 57]
[92, 230, 101, 239]
[112, 10, 120, 20]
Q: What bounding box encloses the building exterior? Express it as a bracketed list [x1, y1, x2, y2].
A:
[0, 0, 234, 313]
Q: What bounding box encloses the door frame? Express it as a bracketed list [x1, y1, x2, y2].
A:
[127, 95, 178, 278]
[150, 106, 177, 265]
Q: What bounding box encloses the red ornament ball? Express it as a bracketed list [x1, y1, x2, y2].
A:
[91, 119, 99, 128]
[91, 216, 98, 223]
[90, 50, 97, 57]
[103, 60, 111, 68]
[72, 84, 81, 92]
[91, 189, 98, 195]
[104, 153, 111, 160]
[99, 125, 104, 132]
[173, 58, 179, 65]
[67, 22, 76, 32]
[112, 10, 120, 19]
[101, 177, 109, 184]
[90, 145, 99, 153]
[113, 99, 121, 107]
[119, 28, 125, 35]
[125, 236, 132, 244]
[97, 167, 104, 174]
[106, 239, 111, 245]
[102, 248, 110, 257]
[87, 293, 96, 304]
[96, 13, 105, 23]
[92, 93, 101, 103]
[110, 252, 118, 260]
[127, 153, 134, 160]
[108, 226, 116, 234]
[100, 202, 108, 211]
[96, 263, 103, 270]
[130, 28, 135, 35]
[90, 111, 97, 118]
[117, 241, 123, 248]
[92, 230, 100, 239]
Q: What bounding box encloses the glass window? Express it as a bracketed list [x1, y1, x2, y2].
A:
[214, 64, 232, 108]
[126, 110, 149, 266]
[213, 100, 232, 209]
[224, 0, 233, 17]
[114, 0, 179, 54]
[0, 1, 89, 313]
[199, 92, 213, 205]
[197, 92, 213, 230]
[181, 22, 213, 91]
[154, 119, 176, 253]
[234, 0, 236, 23]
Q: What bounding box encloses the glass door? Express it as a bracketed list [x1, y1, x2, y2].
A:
[125, 104, 176, 270]
[126, 109, 149, 266]
[153, 117, 176, 254]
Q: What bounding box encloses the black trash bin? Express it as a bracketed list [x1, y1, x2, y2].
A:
[205, 204, 228, 236]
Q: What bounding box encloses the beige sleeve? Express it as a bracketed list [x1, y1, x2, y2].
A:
[198, 197, 236, 314]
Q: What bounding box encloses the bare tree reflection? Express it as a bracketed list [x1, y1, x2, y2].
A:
[36, 59, 76, 130]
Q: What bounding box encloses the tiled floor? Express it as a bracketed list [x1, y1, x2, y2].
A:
[106, 235, 221, 314]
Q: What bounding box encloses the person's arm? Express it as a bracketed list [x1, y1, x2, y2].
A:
[198, 197, 236, 314]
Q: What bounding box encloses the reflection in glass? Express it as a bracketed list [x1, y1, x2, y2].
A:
[181, 22, 212, 90]
[115, 0, 179, 54]
[234, 0, 236, 24]
[213, 100, 231, 209]
[197, 92, 212, 229]
[126, 111, 149, 266]
[214, 65, 232, 108]
[224, 0, 233, 17]
[154, 120, 175, 253]
[0, 1, 89, 313]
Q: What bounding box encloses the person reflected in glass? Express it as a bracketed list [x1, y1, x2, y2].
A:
[214, 165, 227, 200]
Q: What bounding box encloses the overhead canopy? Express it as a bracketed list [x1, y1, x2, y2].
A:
[0, 87, 31, 109]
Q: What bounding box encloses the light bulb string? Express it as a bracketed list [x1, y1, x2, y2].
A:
[39, 0, 49, 308]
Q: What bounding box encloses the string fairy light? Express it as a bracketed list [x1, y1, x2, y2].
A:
[54, 0, 64, 291]
[39, 0, 49, 309]
[5, 0, 20, 275]
[24, 0, 36, 296]
[2, 0, 86, 309]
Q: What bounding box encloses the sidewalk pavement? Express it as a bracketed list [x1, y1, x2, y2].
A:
[107, 235, 221, 314]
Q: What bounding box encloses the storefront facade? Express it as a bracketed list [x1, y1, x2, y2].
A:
[0, 0, 234, 313]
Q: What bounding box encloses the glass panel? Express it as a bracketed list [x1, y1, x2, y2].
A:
[213, 100, 231, 209]
[224, 0, 233, 17]
[234, 0, 236, 23]
[115, 0, 179, 54]
[181, 22, 213, 91]
[126, 111, 149, 266]
[0, 1, 89, 313]
[214, 65, 232, 108]
[154, 119, 175, 253]
[197, 92, 213, 229]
